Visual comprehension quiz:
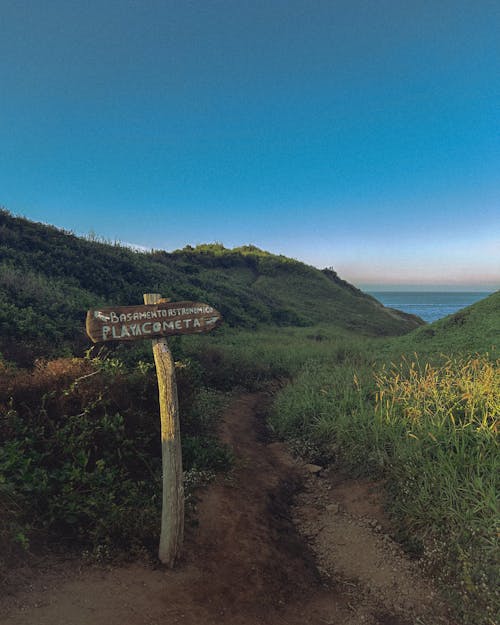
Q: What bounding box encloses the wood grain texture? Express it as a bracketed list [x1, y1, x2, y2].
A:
[144, 293, 184, 568]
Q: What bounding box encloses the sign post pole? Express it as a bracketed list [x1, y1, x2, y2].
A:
[85, 296, 222, 566]
[143, 293, 184, 567]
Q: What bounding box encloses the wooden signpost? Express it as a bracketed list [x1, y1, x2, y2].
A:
[86, 300, 222, 343]
[86, 295, 222, 567]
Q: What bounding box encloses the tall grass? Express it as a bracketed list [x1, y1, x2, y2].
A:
[183, 326, 370, 391]
[271, 352, 499, 624]
[374, 356, 498, 622]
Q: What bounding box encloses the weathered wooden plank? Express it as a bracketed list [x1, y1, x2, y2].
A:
[86, 301, 222, 342]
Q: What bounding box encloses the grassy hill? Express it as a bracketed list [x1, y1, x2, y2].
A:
[0, 210, 496, 623]
[0, 210, 422, 364]
[390, 290, 499, 355]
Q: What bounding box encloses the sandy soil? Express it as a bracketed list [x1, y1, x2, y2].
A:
[0, 393, 452, 625]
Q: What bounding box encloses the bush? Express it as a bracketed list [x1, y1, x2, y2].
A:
[0, 355, 230, 555]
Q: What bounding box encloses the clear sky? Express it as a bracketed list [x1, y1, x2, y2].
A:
[1, 0, 499, 290]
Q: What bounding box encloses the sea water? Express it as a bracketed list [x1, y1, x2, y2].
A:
[368, 292, 493, 323]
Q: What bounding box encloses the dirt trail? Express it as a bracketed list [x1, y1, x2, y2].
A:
[1, 394, 451, 625]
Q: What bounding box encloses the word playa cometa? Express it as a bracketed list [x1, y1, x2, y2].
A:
[102, 315, 214, 340]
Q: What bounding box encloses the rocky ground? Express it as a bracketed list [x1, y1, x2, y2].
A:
[292, 463, 450, 624]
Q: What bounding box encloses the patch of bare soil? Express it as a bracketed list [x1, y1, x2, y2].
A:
[0, 394, 452, 625]
[293, 468, 452, 624]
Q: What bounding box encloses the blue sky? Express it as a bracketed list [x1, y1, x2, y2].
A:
[1, 0, 499, 289]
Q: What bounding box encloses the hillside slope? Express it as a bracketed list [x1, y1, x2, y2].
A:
[391, 290, 499, 354]
[0, 210, 422, 363]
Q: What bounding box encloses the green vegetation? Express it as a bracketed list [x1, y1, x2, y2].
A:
[266, 297, 499, 625]
[0, 351, 232, 563]
[0, 211, 497, 623]
[391, 290, 500, 354]
[271, 353, 498, 623]
[180, 294, 499, 623]
[0, 209, 421, 365]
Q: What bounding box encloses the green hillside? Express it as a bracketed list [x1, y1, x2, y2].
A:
[391, 290, 499, 354]
[0, 210, 496, 623]
[0, 210, 422, 364]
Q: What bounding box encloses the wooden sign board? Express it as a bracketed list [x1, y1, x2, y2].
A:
[86, 301, 222, 343]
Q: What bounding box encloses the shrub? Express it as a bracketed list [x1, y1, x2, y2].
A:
[0, 354, 230, 555]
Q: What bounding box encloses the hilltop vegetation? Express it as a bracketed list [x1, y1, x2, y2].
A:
[0, 209, 421, 365]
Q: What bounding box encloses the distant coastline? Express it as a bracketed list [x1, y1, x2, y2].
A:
[369, 291, 493, 323]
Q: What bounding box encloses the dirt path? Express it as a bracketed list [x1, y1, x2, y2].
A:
[0, 394, 451, 625]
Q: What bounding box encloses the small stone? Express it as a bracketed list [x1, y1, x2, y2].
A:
[305, 463, 323, 475]
[326, 503, 340, 514]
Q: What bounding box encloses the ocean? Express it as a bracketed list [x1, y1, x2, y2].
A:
[368, 292, 493, 323]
